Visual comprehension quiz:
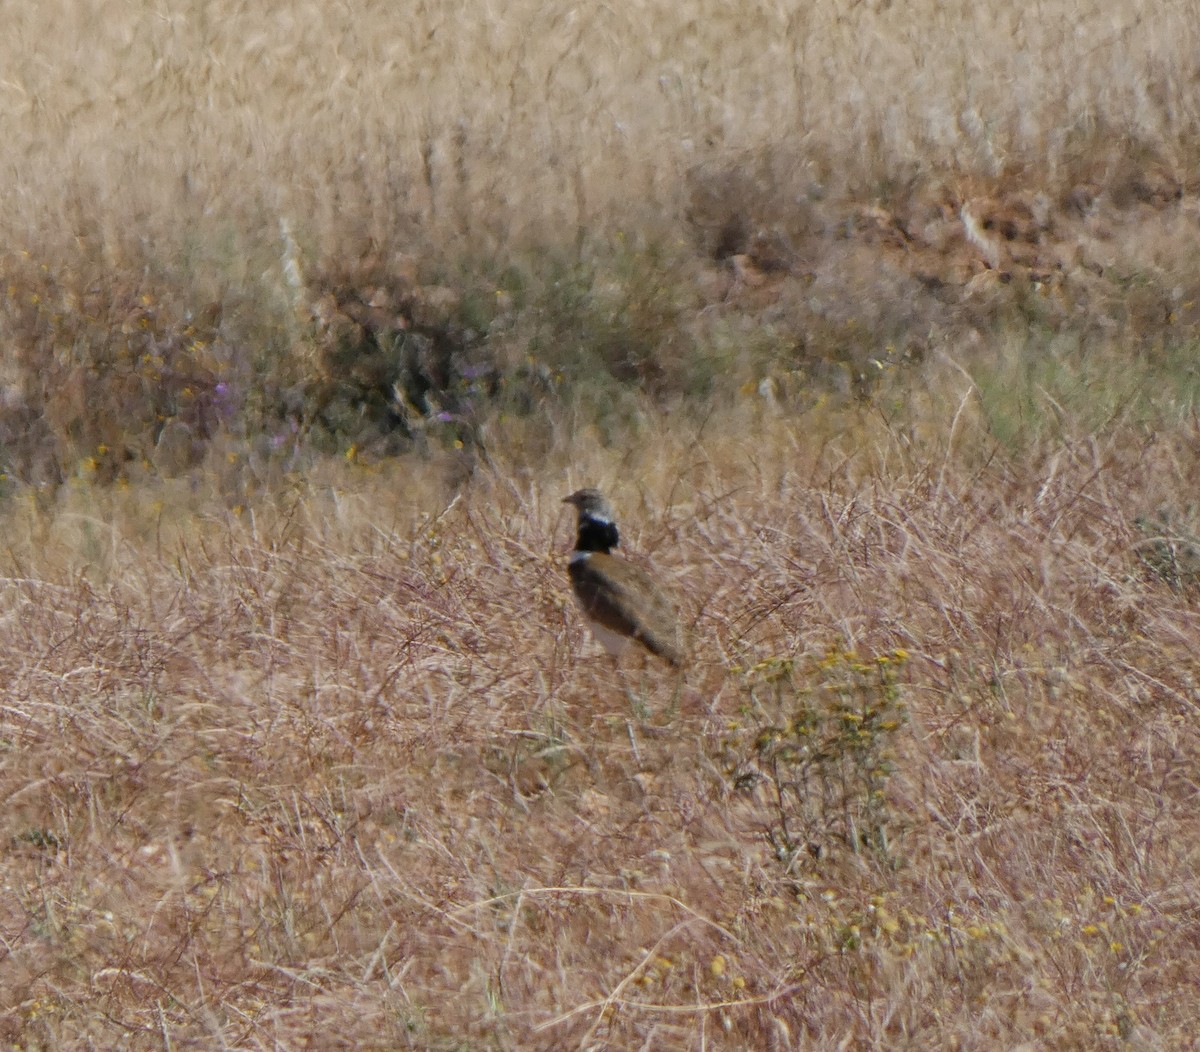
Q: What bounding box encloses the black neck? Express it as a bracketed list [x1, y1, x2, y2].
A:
[576, 515, 620, 553]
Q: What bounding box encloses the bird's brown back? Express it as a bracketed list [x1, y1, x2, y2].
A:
[568, 551, 685, 666]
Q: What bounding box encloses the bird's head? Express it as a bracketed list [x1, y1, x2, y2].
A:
[562, 488, 615, 524]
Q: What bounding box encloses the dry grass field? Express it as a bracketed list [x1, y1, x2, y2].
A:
[7, 0, 1200, 256]
[5, 392, 1200, 1049]
[4, 0, 1200, 1049]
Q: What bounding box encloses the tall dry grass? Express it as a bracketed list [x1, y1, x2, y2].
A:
[3, 1, 1200, 1047]
[4, 0, 1200, 490]
[3, 380, 1200, 1047]
[5, 0, 1198, 258]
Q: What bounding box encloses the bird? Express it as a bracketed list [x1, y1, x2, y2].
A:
[562, 488, 685, 667]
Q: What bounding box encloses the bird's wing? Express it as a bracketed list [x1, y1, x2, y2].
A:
[571, 555, 684, 665]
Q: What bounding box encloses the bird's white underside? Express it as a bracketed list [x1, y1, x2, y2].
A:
[586, 619, 632, 657]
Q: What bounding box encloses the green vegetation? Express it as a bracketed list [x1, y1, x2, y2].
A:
[734, 649, 910, 867]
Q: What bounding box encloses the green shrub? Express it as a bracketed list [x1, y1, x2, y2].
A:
[730, 649, 910, 870]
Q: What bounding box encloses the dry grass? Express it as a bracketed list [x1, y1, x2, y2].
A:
[4, 2, 1200, 1048]
[5, 0, 1200, 489]
[6, 0, 1200, 258]
[3, 384, 1200, 1048]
